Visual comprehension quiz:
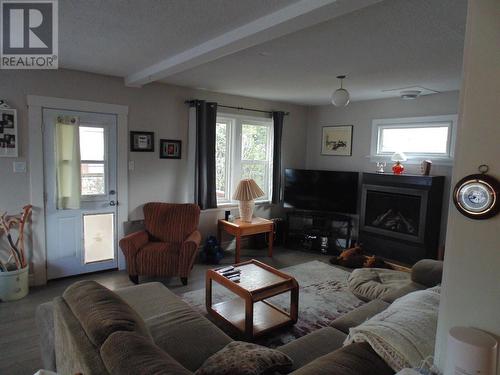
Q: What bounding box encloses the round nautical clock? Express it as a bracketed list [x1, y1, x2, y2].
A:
[453, 165, 500, 220]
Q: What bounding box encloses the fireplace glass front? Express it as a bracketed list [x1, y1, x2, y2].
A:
[361, 185, 427, 243]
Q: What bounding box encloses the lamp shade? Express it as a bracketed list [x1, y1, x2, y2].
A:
[391, 152, 408, 162]
[331, 88, 350, 107]
[233, 179, 265, 201]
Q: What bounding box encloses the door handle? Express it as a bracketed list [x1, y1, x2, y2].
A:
[109, 200, 118, 206]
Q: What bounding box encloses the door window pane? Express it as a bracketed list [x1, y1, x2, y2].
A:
[81, 163, 105, 195]
[80, 127, 104, 160]
[83, 213, 114, 264]
[242, 124, 268, 160]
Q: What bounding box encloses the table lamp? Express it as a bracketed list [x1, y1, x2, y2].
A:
[391, 152, 407, 175]
[233, 179, 265, 222]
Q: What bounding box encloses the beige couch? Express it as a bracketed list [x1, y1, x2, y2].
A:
[36, 260, 442, 375]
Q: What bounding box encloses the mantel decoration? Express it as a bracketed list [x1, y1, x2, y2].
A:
[233, 179, 265, 222]
[321, 125, 353, 156]
[0, 100, 18, 158]
[453, 165, 499, 220]
[0, 205, 32, 301]
[391, 152, 407, 175]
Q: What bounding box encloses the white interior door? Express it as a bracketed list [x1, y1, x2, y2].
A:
[43, 109, 118, 279]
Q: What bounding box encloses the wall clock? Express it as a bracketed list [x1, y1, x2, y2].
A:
[453, 165, 500, 220]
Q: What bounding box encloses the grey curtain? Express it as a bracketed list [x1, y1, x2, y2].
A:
[272, 111, 285, 204]
[193, 100, 218, 210]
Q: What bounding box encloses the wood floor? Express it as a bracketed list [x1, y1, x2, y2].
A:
[0, 247, 330, 375]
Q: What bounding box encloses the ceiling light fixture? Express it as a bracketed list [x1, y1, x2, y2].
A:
[331, 75, 350, 107]
[400, 90, 421, 100]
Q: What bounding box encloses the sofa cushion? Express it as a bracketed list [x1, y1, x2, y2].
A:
[101, 331, 192, 375]
[347, 268, 411, 302]
[331, 299, 390, 334]
[380, 282, 422, 303]
[147, 306, 232, 372]
[194, 341, 293, 375]
[137, 242, 181, 276]
[278, 327, 347, 370]
[62, 280, 151, 347]
[411, 259, 443, 287]
[289, 342, 394, 375]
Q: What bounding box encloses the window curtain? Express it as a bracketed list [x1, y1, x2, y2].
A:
[55, 116, 81, 209]
[271, 111, 285, 204]
[192, 100, 218, 210]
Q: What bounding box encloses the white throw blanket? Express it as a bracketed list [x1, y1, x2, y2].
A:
[345, 286, 440, 371]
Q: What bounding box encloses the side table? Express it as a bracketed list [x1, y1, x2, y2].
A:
[218, 218, 274, 263]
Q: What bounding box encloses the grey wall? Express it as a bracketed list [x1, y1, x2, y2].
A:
[435, 0, 500, 372]
[0, 69, 308, 272]
[305, 91, 460, 244]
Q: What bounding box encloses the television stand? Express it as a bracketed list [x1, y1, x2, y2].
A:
[285, 210, 354, 254]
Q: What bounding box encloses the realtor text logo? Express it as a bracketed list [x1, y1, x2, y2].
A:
[1, 0, 58, 69]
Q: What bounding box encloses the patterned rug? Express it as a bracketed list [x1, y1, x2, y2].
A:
[180, 260, 364, 347]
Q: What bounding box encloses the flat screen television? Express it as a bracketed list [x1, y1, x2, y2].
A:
[284, 169, 359, 214]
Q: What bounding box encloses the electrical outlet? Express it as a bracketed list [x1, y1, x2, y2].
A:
[13, 161, 26, 173]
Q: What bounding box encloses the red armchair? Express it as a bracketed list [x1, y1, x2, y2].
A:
[119, 203, 201, 285]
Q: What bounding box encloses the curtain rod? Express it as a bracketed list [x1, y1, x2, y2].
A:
[185, 100, 290, 116]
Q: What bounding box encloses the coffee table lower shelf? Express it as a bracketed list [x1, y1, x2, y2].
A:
[211, 298, 294, 337]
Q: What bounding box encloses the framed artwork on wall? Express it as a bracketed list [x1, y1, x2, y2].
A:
[160, 139, 181, 159]
[130, 131, 154, 152]
[321, 125, 353, 156]
[0, 108, 18, 157]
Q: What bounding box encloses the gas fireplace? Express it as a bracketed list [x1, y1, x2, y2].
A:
[359, 173, 444, 265]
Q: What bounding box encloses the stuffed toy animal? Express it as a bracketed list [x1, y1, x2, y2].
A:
[330, 245, 389, 269]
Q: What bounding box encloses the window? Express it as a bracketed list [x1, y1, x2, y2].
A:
[79, 126, 107, 197]
[216, 114, 273, 205]
[371, 115, 457, 162]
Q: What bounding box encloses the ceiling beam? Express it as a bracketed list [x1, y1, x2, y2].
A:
[125, 0, 382, 87]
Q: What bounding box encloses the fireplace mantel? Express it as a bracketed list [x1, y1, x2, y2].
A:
[359, 173, 445, 265]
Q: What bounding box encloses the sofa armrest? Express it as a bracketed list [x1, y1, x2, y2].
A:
[331, 299, 390, 334]
[35, 302, 56, 372]
[278, 327, 346, 370]
[179, 230, 202, 277]
[411, 259, 443, 287]
[119, 230, 149, 275]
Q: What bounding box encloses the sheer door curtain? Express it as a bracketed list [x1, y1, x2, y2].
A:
[55, 116, 81, 209]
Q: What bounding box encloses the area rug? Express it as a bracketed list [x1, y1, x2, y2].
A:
[180, 260, 364, 347]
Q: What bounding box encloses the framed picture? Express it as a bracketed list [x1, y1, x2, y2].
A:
[0, 108, 18, 157]
[130, 131, 154, 152]
[321, 125, 353, 156]
[160, 139, 181, 159]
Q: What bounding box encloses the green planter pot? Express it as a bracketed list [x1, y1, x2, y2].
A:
[0, 265, 29, 302]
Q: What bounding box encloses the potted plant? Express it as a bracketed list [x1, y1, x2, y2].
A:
[0, 205, 32, 301]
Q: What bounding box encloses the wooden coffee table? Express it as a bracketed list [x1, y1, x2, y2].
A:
[206, 259, 299, 339]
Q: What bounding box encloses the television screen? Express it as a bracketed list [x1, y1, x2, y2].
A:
[284, 169, 359, 214]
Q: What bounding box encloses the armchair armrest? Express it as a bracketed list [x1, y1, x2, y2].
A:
[179, 230, 202, 277]
[119, 230, 149, 275]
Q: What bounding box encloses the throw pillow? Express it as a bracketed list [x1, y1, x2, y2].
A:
[195, 341, 293, 375]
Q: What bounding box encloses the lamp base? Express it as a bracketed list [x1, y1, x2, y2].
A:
[238, 200, 255, 222]
[392, 161, 405, 175]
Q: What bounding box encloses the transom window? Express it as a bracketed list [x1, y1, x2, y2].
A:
[79, 126, 107, 197]
[371, 115, 457, 162]
[216, 114, 273, 205]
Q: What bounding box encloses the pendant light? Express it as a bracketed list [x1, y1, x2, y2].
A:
[331, 75, 350, 107]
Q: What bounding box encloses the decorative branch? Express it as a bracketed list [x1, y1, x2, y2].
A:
[0, 205, 32, 271]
